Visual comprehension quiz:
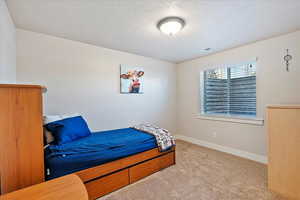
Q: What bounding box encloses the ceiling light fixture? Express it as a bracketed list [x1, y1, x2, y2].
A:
[157, 17, 185, 36]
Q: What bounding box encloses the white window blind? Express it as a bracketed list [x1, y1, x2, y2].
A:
[201, 62, 256, 117]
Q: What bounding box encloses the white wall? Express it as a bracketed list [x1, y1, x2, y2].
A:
[177, 30, 300, 158]
[16, 26, 300, 161]
[0, 0, 16, 83]
[17, 29, 177, 133]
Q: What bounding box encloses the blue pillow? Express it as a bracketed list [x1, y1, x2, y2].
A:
[45, 116, 91, 145]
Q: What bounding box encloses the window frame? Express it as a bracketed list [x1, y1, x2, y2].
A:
[199, 62, 264, 125]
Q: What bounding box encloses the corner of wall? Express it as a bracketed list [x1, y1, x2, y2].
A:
[0, 0, 16, 83]
[174, 63, 181, 136]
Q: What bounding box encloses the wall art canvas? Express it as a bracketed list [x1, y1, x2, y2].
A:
[120, 65, 144, 94]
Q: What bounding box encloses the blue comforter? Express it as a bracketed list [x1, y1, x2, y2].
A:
[45, 128, 157, 180]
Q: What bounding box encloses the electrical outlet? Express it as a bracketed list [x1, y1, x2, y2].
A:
[212, 132, 217, 138]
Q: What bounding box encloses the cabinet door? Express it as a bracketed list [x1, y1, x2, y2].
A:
[0, 87, 44, 194]
[268, 108, 300, 199]
[85, 169, 129, 199]
[129, 152, 175, 183]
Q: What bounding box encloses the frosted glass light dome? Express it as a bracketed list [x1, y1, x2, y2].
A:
[157, 17, 185, 36]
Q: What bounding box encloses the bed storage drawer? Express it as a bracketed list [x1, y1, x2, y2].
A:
[129, 151, 175, 183]
[85, 169, 129, 200]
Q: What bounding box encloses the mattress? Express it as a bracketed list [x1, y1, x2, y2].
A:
[45, 128, 157, 180]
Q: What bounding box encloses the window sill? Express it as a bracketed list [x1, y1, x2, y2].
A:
[196, 114, 264, 126]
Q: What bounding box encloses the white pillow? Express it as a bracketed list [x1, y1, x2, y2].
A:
[43, 115, 61, 125]
[43, 113, 80, 124]
[60, 113, 80, 119]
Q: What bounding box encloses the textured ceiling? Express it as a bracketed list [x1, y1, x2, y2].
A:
[6, 0, 300, 63]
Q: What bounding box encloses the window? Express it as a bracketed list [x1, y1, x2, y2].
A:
[201, 62, 256, 118]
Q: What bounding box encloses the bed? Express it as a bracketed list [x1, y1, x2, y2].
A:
[0, 85, 175, 198]
[45, 127, 175, 199]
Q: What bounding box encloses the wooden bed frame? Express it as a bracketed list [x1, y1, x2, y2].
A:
[0, 84, 175, 200]
[75, 147, 175, 199]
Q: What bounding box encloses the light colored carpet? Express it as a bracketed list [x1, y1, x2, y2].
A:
[100, 140, 287, 200]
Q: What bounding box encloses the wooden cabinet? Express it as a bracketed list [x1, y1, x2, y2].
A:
[267, 105, 300, 199]
[0, 84, 45, 194]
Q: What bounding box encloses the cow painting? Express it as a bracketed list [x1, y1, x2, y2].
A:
[120, 65, 144, 94]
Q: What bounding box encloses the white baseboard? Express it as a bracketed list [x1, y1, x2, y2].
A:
[175, 134, 268, 164]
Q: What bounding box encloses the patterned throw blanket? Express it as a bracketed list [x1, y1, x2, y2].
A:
[132, 124, 175, 152]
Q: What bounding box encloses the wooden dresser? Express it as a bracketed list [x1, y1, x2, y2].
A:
[267, 105, 300, 199]
[0, 84, 45, 194]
